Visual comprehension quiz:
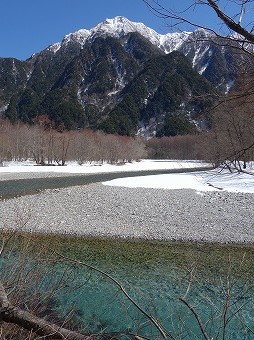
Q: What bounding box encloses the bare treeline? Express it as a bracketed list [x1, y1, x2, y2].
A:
[0, 118, 214, 166]
[146, 134, 211, 161]
[0, 120, 146, 165]
[147, 125, 254, 169]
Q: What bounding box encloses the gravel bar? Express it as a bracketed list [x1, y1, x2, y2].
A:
[0, 183, 253, 244]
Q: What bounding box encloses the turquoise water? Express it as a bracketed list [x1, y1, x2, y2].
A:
[2, 236, 254, 339]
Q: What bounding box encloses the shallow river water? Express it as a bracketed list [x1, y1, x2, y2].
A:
[3, 235, 253, 339]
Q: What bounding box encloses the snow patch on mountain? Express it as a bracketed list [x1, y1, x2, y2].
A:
[192, 45, 210, 67]
[11, 60, 19, 83]
[26, 67, 33, 80]
[111, 56, 126, 89]
[0, 104, 8, 114]
[225, 80, 234, 94]
[199, 62, 209, 75]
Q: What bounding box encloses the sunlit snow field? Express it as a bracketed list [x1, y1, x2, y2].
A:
[103, 168, 254, 193]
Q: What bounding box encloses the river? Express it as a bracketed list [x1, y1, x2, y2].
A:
[2, 234, 253, 339]
[0, 168, 253, 338]
[0, 166, 212, 199]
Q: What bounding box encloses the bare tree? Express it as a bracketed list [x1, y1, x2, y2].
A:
[207, 73, 254, 170]
[53, 131, 73, 166]
[146, 134, 209, 160]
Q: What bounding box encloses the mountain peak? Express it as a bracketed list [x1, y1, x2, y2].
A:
[103, 16, 131, 25]
[46, 16, 211, 56]
[46, 16, 163, 52]
[90, 16, 160, 43]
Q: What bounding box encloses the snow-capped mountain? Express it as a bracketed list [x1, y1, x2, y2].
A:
[44, 16, 237, 91]
[47, 17, 211, 56]
[48, 16, 194, 57]
[0, 16, 243, 136]
[49, 16, 172, 50]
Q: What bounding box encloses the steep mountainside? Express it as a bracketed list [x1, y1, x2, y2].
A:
[0, 16, 239, 136]
[100, 51, 215, 136]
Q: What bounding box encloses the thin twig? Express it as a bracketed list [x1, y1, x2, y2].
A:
[179, 297, 210, 340]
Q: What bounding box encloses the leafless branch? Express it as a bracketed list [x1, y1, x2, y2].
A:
[54, 251, 172, 340]
[207, 0, 254, 43]
[143, 0, 254, 51]
[0, 232, 16, 256]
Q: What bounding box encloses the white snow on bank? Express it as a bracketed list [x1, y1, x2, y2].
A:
[103, 168, 254, 193]
[0, 160, 253, 194]
[0, 159, 209, 174]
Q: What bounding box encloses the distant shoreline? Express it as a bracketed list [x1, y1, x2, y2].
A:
[6, 229, 254, 248]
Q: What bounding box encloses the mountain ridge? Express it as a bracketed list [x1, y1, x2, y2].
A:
[44, 16, 230, 83]
[46, 16, 201, 59]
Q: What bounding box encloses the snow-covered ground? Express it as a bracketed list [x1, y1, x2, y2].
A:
[0, 159, 208, 174]
[103, 169, 254, 193]
[0, 159, 253, 194]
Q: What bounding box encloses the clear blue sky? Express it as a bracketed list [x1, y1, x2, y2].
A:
[0, 0, 244, 60]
